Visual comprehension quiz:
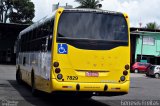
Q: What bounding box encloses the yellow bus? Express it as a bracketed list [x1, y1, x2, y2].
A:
[15, 8, 130, 97]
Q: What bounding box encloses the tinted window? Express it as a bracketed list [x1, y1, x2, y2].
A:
[58, 11, 128, 41]
[19, 19, 54, 52]
[150, 66, 155, 70]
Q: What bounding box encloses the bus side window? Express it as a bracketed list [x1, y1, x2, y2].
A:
[40, 23, 46, 38]
[47, 19, 54, 51]
[28, 30, 33, 51]
[32, 28, 37, 51]
[21, 34, 25, 52]
[50, 19, 54, 35]
[21, 35, 23, 52]
[48, 35, 53, 51]
[33, 27, 37, 40]
[24, 33, 27, 52]
[37, 26, 41, 38]
[19, 38, 22, 52]
[41, 38, 47, 52]
[26, 32, 30, 51]
[40, 19, 54, 52]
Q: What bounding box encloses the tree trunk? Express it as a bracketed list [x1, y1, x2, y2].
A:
[4, 9, 7, 23]
[0, 6, 2, 22]
[0, 13, 2, 22]
[4, 6, 9, 23]
[0, 0, 3, 22]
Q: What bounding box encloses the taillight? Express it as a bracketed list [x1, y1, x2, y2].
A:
[123, 70, 128, 76]
[125, 64, 130, 70]
[53, 62, 62, 79]
[54, 62, 59, 67]
[55, 68, 61, 73]
[120, 76, 125, 81]
[57, 74, 63, 80]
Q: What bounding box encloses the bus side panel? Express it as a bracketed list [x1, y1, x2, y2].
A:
[17, 52, 52, 93]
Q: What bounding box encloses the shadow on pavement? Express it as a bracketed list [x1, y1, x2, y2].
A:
[8, 80, 109, 106]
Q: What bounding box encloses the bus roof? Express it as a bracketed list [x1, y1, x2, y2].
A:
[64, 8, 122, 15]
[19, 11, 56, 38]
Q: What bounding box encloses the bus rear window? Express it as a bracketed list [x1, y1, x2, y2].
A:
[58, 11, 128, 42]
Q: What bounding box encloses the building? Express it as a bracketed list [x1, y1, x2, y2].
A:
[131, 28, 160, 65]
[0, 23, 28, 64]
[52, 3, 73, 12]
[1, 22, 159, 65]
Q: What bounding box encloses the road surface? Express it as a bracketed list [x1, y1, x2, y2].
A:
[0, 65, 160, 106]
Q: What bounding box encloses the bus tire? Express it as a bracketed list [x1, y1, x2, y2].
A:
[77, 93, 92, 99]
[31, 71, 38, 96]
[16, 69, 22, 85]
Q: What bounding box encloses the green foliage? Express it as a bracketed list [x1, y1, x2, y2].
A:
[0, 0, 35, 24]
[75, 0, 102, 9]
[146, 22, 159, 30]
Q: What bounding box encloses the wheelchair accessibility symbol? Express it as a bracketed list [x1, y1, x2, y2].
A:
[58, 44, 68, 54]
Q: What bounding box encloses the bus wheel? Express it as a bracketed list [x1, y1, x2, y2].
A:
[16, 69, 22, 84]
[31, 71, 38, 96]
[155, 73, 160, 79]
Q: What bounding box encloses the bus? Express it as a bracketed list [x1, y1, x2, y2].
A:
[15, 8, 130, 97]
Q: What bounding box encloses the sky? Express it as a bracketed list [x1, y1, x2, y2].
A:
[31, 0, 160, 27]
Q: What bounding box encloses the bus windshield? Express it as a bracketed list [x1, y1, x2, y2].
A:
[58, 11, 128, 42]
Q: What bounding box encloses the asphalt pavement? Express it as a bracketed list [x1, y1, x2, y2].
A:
[0, 65, 160, 106]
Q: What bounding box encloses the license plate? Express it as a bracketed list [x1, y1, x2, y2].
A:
[86, 72, 99, 77]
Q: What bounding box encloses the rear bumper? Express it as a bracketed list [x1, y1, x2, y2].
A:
[51, 79, 130, 93]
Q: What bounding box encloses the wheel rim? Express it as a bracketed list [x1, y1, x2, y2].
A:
[135, 69, 138, 73]
[155, 74, 159, 79]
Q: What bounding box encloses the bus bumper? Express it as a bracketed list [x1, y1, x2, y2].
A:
[51, 79, 130, 93]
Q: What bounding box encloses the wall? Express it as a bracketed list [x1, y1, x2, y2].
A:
[0, 23, 28, 64]
[135, 32, 160, 61]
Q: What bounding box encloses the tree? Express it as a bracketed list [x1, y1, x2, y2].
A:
[145, 22, 159, 30]
[75, 0, 102, 9]
[0, 0, 13, 23]
[0, 0, 35, 24]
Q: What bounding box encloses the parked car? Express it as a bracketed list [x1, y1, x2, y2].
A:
[146, 65, 160, 79]
[131, 62, 151, 73]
